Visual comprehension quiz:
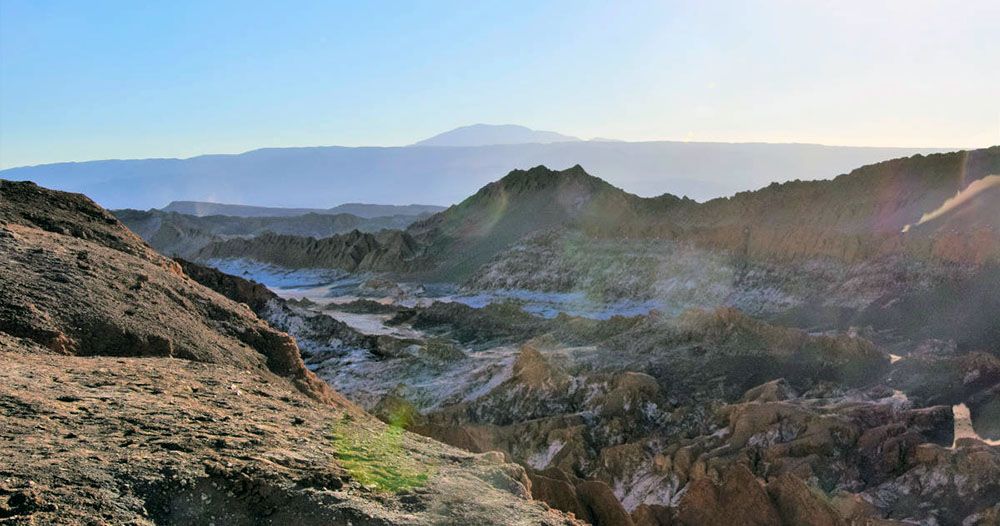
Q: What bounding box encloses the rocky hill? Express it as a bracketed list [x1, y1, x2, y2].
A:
[0, 180, 578, 525]
[646, 147, 1000, 264]
[407, 164, 653, 279]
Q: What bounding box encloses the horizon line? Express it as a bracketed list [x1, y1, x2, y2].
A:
[0, 138, 984, 172]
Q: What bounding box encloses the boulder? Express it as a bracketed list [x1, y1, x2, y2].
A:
[632, 503, 673, 526]
[676, 465, 782, 526]
[766, 473, 844, 526]
[527, 469, 591, 523]
[576, 480, 635, 526]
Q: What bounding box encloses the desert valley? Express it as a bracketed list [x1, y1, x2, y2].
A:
[3, 2, 998, 524]
[2, 140, 999, 524]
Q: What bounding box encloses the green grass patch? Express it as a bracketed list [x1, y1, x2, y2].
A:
[331, 414, 432, 493]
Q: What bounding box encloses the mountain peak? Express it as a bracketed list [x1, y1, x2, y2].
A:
[491, 164, 612, 195]
[412, 124, 581, 147]
[407, 164, 637, 279]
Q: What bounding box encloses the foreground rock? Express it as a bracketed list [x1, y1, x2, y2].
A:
[0, 180, 577, 525]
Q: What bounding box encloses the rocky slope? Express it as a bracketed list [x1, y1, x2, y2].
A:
[168, 253, 997, 524]
[0, 180, 578, 525]
[641, 147, 1000, 264]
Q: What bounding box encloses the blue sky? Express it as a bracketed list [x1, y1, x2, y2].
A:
[1, 0, 998, 168]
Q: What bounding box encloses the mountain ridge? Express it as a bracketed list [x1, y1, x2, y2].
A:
[0, 141, 954, 209]
[174, 148, 1000, 282]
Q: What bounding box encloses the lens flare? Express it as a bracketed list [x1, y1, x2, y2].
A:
[901, 174, 1000, 233]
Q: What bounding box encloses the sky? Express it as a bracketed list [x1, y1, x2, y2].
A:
[1, 0, 998, 169]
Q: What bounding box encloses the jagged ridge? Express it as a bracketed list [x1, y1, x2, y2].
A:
[196, 229, 421, 272]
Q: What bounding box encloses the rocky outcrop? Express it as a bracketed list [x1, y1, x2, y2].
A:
[673, 465, 849, 526]
[364, 322, 997, 524]
[0, 181, 335, 403]
[318, 295, 989, 522]
[526, 468, 635, 526]
[576, 480, 636, 526]
[174, 257, 278, 312]
[527, 469, 592, 522]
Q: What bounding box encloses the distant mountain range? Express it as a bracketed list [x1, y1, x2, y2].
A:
[0, 124, 954, 210]
[161, 200, 445, 218]
[412, 124, 580, 146]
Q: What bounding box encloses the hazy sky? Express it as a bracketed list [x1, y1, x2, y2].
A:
[1, 0, 998, 169]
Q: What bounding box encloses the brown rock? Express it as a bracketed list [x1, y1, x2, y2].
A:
[766, 473, 845, 526]
[576, 480, 635, 526]
[673, 445, 698, 483]
[675, 476, 721, 525]
[827, 491, 880, 524]
[528, 469, 591, 523]
[632, 503, 673, 526]
[676, 465, 782, 526]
